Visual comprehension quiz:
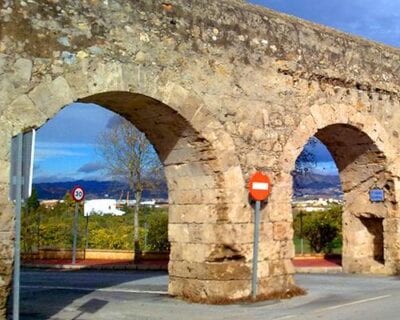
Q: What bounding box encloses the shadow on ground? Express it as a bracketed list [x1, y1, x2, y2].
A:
[8, 266, 168, 319]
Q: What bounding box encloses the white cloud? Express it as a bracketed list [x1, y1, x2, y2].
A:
[34, 142, 97, 161]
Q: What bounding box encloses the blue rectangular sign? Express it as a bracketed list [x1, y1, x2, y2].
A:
[369, 188, 384, 202]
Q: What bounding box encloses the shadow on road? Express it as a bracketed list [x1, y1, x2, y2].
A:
[8, 267, 169, 319]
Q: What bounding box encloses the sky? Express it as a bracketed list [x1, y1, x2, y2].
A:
[249, 0, 400, 47]
[34, 103, 115, 183]
[33, 0, 400, 182]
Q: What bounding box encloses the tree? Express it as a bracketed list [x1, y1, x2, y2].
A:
[26, 188, 40, 212]
[146, 210, 169, 252]
[22, 188, 41, 252]
[97, 116, 164, 261]
[295, 205, 342, 253]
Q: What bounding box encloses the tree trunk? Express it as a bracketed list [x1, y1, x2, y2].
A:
[134, 191, 142, 263]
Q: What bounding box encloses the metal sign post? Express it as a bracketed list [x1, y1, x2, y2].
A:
[10, 130, 36, 320]
[72, 202, 79, 264]
[252, 200, 261, 300]
[71, 186, 85, 264]
[247, 171, 272, 300]
[12, 133, 23, 320]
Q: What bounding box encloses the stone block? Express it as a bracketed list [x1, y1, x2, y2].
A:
[164, 163, 208, 178]
[168, 276, 251, 302]
[167, 175, 216, 191]
[273, 221, 293, 241]
[12, 58, 32, 85]
[2, 95, 47, 131]
[168, 203, 251, 224]
[0, 78, 16, 112]
[258, 273, 298, 297]
[29, 76, 74, 119]
[163, 147, 201, 166]
[0, 159, 10, 184]
[87, 62, 126, 94]
[169, 260, 252, 281]
[0, 207, 14, 233]
[64, 62, 90, 98]
[169, 223, 253, 244]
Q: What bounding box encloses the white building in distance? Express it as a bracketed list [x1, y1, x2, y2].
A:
[84, 199, 125, 216]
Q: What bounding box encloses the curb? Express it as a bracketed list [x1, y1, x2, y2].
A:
[22, 263, 168, 271]
[295, 266, 343, 274]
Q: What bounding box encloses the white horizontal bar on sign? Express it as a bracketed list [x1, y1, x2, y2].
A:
[252, 182, 269, 190]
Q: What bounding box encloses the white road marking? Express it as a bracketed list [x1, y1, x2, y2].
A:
[21, 285, 169, 295]
[272, 315, 296, 320]
[315, 295, 391, 312]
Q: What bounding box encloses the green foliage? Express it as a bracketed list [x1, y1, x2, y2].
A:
[145, 211, 169, 251]
[293, 204, 342, 253]
[21, 202, 169, 252]
[303, 221, 338, 253]
[26, 188, 40, 211]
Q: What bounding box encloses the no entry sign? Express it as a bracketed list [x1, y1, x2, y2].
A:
[248, 171, 271, 201]
[247, 171, 271, 299]
[71, 186, 85, 202]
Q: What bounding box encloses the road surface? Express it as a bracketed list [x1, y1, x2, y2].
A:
[12, 269, 400, 319]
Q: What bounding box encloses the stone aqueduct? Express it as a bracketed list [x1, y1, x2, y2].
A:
[1, 0, 400, 314]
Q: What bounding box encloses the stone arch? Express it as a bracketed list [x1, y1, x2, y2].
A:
[0, 60, 252, 304]
[277, 103, 400, 274]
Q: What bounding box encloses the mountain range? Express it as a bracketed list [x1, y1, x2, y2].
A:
[34, 172, 342, 201]
[34, 180, 168, 201]
[292, 172, 342, 199]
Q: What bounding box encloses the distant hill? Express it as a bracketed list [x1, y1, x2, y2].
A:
[34, 172, 342, 201]
[293, 172, 342, 199]
[34, 180, 168, 201]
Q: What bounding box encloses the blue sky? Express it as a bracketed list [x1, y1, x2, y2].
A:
[250, 0, 400, 47]
[33, 103, 115, 182]
[33, 1, 400, 182]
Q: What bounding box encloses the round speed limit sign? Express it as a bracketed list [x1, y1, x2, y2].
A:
[71, 186, 85, 202]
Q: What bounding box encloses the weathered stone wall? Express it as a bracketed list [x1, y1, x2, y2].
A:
[1, 0, 400, 313]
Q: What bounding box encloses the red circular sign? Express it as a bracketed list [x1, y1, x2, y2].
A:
[71, 186, 85, 202]
[247, 172, 271, 201]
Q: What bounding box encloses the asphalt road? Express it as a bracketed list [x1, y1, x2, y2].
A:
[12, 269, 400, 319]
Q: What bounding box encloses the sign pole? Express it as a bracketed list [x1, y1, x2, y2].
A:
[71, 186, 85, 264]
[247, 171, 271, 301]
[13, 133, 23, 320]
[251, 200, 261, 300]
[84, 214, 89, 260]
[300, 212, 304, 255]
[10, 130, 35, 320]
[72, 202, 79, 264]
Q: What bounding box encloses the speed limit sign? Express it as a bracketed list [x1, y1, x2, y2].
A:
[71, 186, 85, 202]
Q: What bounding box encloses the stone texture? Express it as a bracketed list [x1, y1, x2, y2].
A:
[0, 0, 400, 309]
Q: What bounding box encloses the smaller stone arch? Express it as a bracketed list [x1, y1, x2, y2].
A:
[277, 103, 400, 275]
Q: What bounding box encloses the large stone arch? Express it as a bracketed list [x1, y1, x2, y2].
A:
[0, 60, 256, 305]
[277, 103, 400, 274]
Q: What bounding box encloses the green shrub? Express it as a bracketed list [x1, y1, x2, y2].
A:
[294, 204, 342, 253]
[145, 210, 169, 252]
[21, 203, 169, 253]
[303, 219, 338, 253]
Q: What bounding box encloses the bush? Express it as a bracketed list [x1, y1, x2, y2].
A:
[145, 211, 169, 252]
[21, 202, 170, 253]
[303, 219, 338, 253]
[294, 205, 342, 253]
